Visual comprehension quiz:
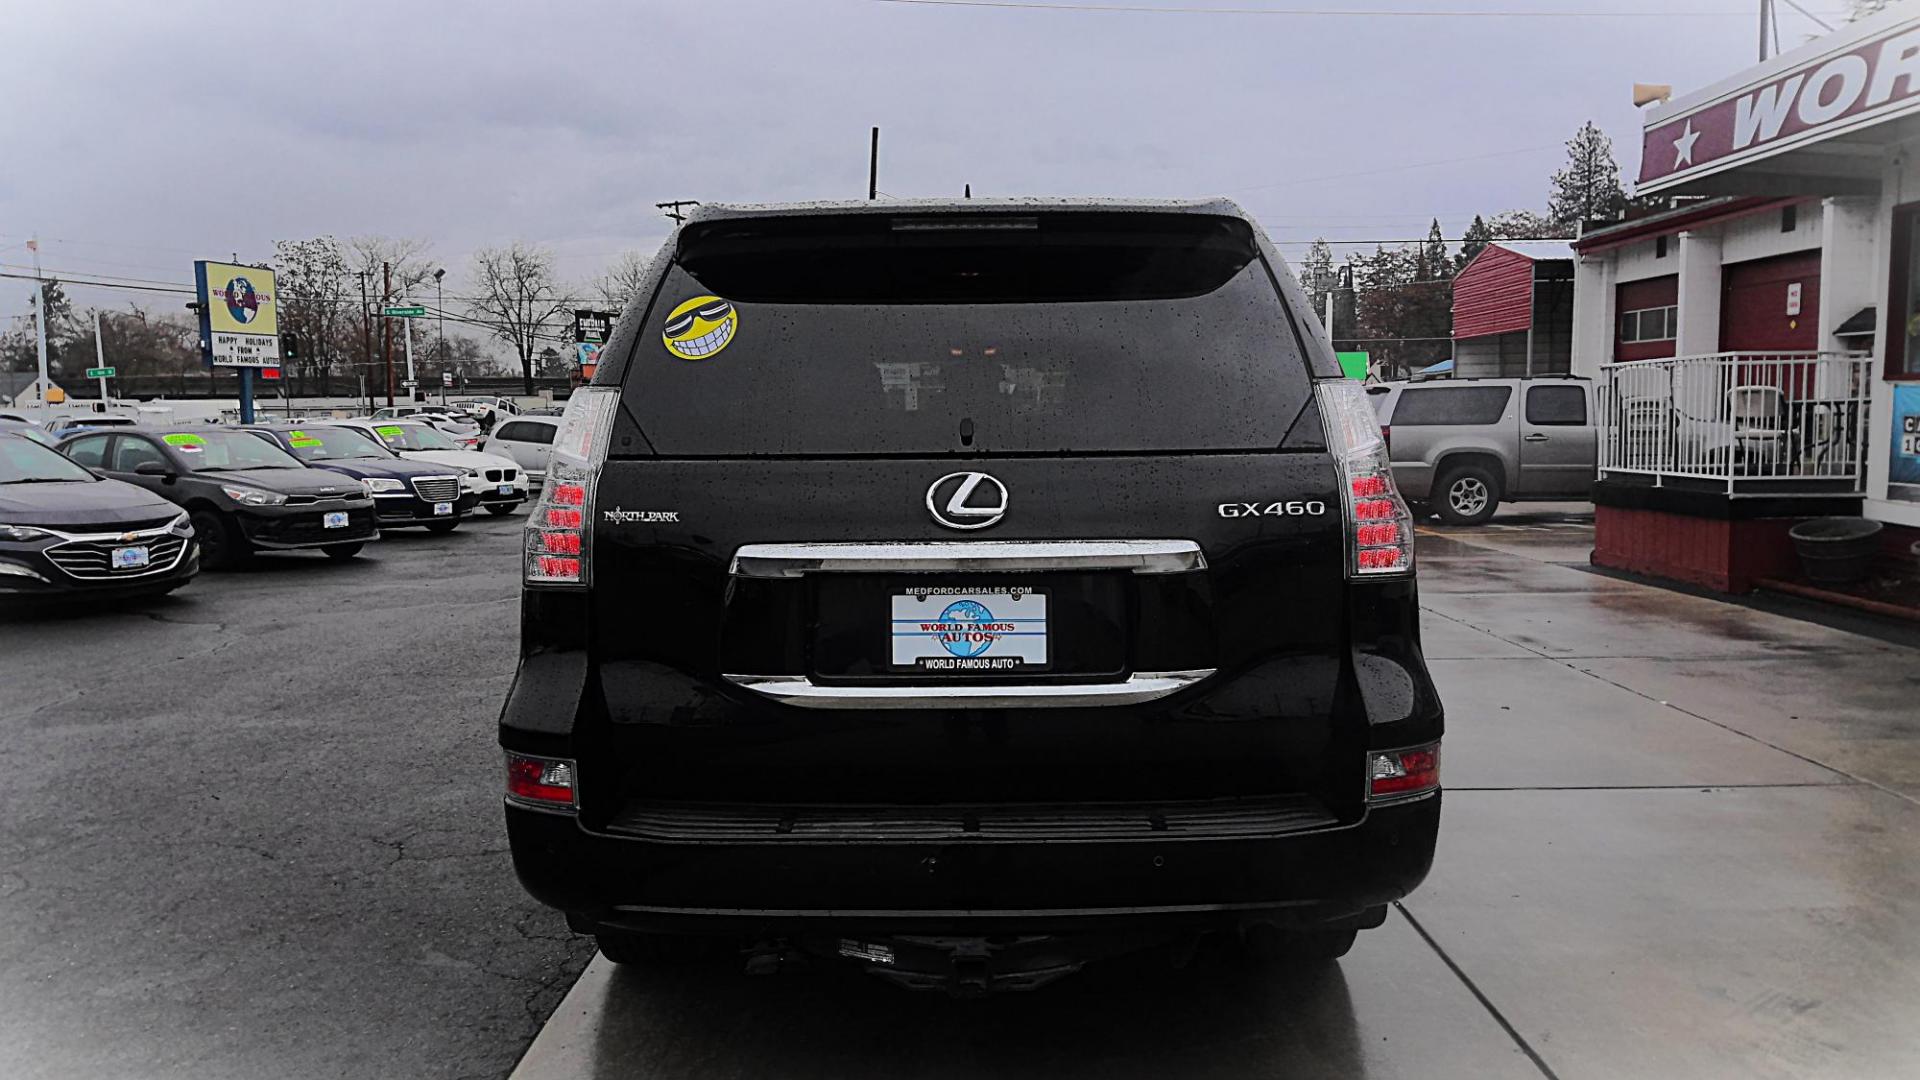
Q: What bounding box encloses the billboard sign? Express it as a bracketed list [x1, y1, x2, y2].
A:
[195, 260, 282, 367]
[573, 309, 616, 344]
[1892, 384, 1920, 504]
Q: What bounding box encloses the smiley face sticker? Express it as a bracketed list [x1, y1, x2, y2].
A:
[662, 295, 737, 360]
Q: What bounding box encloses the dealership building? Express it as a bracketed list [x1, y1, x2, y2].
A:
[1568, 6, 1920, 591]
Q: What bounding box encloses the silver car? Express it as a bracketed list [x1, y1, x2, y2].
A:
[1368, 377, 1596, 525]
[479, 416, 559, 486]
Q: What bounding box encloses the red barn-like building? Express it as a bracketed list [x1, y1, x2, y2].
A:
[1450, 241, 1575, 378]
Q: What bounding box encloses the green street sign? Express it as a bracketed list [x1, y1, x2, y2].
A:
[382, 305, 427, 317]
[86, 366, 116, 379]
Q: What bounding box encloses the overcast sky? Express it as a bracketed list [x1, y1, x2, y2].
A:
[0, 0, 1856, 320]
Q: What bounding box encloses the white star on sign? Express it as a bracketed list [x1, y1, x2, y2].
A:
[1673, 120, 1700, 168]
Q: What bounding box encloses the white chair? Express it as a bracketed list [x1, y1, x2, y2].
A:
[1727, 385, 1786, 471]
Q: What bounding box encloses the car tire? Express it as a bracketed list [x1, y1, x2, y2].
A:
[1433, 463, 1501, 526]
[1240, 925, 1360, 966]
[485, 504, 517, 517]
[190, 509, 249, 570]
[322, 543, 363, 561]
[594, 931, 728, 967]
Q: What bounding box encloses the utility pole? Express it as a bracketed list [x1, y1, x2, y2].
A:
[29, 237, 49, 418]
[1759, 0, 1771, 61]
[869, 127, 880, 200]
[94, 310, 108, 406]
[358, 271, 374, 413]
[656, 200, 700, 224]
[381, 261, 395, 406]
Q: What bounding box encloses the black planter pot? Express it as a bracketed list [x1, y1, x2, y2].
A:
[1787, 517, 1884, 585]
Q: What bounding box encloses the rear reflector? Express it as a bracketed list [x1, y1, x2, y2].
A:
[506, 752, 578, 811]
[1368, 742, 1440, 801]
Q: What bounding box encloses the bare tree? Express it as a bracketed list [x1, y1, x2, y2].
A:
[274, 237, 350, 396]
[591, 249, 655, 311]
[468, 243, 566, 395]
[1849, 0, 1891, 20]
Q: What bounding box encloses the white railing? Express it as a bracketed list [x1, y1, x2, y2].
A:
[1597, 351, 1873, 494]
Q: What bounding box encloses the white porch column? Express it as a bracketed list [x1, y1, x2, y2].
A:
[1570, 254, 1616, 380]
[1675, 229, 1724, 357]
[1816, 196, 1880, 351]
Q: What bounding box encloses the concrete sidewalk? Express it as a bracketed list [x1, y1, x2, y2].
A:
[513, 507, 1920, 1080]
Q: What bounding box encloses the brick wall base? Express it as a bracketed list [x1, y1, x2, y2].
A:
[1592, 506, 1806, 593]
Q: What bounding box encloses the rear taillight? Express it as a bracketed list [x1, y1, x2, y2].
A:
[505, 752, 577, 812]
[1368, 742, 1440, 802]
[1315, 380, 1415, 578]
[524, 387, 619, 586]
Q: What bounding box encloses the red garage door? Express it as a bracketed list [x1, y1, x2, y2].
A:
[1720, 251, 1820, 353]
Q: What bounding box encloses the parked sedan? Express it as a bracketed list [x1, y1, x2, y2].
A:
[0, 418, 59, 448]
[58, 427, 378, 568]
[479, 416, 559, 488]
[365, 405, 483, 443]
[241, 425, 477, 533]
[0, 431, 198, 601]
[326, 420, 528, 516]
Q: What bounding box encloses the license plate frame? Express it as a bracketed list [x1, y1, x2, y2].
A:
[432, 502, 453, 516]
[497, 483, 514, 496]
[322, 511, 350, 529]
[889, 586, 1049, 673]
[111, 545, 151, 570]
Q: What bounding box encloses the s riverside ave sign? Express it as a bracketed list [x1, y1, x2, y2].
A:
[1639, 14, 1920, 192]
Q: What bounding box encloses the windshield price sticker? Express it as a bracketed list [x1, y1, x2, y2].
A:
[375, 425, 404, 439]
[289, 431, 323, 449]
[162, 433, 207, 451]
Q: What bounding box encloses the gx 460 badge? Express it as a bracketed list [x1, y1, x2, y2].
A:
[1219, 500, 1328, 518]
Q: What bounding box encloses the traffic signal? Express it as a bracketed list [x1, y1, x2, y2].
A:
[283, 333, 300, 361]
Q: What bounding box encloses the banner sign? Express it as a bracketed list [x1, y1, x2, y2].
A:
[1640, 16, 1920, 192]
[195, 260, 281, 368]
[1892, 384, 1920, 504]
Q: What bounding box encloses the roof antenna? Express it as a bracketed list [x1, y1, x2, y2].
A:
[965, 184, 971, 199]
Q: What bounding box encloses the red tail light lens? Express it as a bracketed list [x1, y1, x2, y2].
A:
[1316, 381, 1415, 578]
[506, 752, 577, 811]
[524, 388, 619, 587]
[1369, 742, 1440, 801]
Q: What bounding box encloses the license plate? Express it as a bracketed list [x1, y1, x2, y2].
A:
[497, 484, 514, 496]
[111, 545, 150, 570]
[323, 512, 350, 529]
[891, 587, 1048, 672]
[433, 502, 453, 516]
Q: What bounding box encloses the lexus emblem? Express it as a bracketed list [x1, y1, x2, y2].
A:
[926, 471, 1008, 530]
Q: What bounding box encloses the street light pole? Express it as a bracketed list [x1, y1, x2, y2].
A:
[94, 310, 108, 406]
[434, 268, 447, 404]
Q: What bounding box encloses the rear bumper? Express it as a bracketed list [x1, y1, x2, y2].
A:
[505, 793, 1439, 936]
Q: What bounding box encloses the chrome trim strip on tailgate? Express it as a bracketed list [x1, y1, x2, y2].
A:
[729, 540, 1205, 579]
[721, 669, 1214, 709]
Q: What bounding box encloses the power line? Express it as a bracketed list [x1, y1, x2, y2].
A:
[867, 0, 1830, 17]
[1776, 0, 1833, 31]
[1228, 144, 1562, 195]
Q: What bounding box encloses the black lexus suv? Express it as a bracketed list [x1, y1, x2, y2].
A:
[501, 199, 1442, 992]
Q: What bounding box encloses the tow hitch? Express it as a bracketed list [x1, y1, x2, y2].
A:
[811, 935, 1088, 995]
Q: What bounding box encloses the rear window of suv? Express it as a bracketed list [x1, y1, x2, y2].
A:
[1389, 386, 1512, 426]
[621, 212, 1314, 456]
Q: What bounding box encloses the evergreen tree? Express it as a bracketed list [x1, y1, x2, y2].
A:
[1422, 219, 1449, 281]
[1297, 238, 1336, 325]
[1458, 216, 1494, 269]
[1548, 121, 1627, 229]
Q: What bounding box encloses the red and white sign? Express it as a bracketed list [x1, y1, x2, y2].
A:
[1640, 18, 1920, 190]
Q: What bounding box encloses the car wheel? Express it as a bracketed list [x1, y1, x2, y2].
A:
[1240, 925, 1360, 966]
[1433, 463, 1500, 526]
[595, 931, 729, 967]
[190, 509, 250, 570]
[484, 504, 516, 517]
[425, 520, 461, 533]
[322, 543, 363, 561]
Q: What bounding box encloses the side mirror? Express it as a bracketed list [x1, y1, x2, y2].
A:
[134, 461, 175, 480]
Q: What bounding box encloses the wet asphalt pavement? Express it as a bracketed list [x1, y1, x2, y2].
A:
[7, 504, 1920, 1079]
